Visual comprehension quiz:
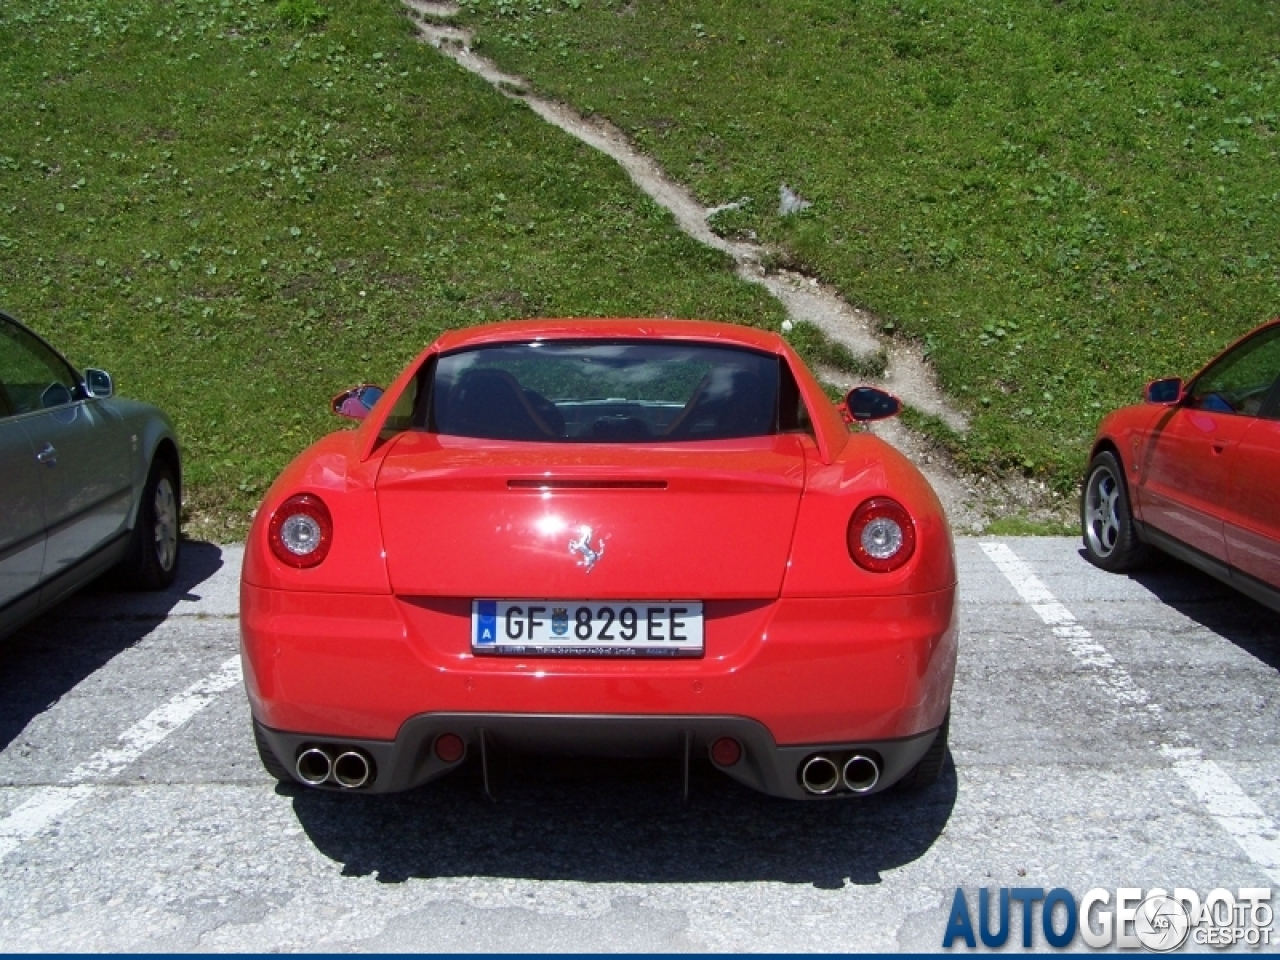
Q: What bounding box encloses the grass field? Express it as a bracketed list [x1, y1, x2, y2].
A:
[450, 0, 1280, 488]
[0, 0, 786, 537]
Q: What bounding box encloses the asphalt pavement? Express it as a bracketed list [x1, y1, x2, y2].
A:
[0, 538, 1276, 951]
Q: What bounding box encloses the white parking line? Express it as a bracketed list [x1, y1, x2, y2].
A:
[980, 542, 1280, 883]
[0, 655, 242, 862]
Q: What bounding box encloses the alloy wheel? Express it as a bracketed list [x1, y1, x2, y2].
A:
[1084, 465, 1121, 558]
[153, 476, 178, 572]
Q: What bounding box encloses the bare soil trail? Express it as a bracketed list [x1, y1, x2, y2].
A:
[400, 0, 1074, 533]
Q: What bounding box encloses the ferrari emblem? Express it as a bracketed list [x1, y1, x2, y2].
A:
[569, 525, 605, 572]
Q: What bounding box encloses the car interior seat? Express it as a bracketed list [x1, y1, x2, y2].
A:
[439, 368, 557, 441]
[664, 368, 773, 439]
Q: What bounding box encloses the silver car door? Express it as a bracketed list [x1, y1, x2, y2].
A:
[0, 400, 47, 609]
[0, 318, 132, 581]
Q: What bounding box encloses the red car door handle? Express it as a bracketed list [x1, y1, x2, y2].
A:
[36, 442, 57, 466]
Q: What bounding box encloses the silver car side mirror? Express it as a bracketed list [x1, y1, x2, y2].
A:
[84, 368, 114, 398]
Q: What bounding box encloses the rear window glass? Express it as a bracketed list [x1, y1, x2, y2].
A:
[425, 341, 787, 442]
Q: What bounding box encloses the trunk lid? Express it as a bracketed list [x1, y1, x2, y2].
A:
[375, 432, 807, 599]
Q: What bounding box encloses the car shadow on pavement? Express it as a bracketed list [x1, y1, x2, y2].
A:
[0, 541, 225, 753]
[1116, 552, 1280, 671]
[288, 751, 958, 888]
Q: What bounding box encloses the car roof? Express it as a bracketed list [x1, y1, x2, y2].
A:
[432, 318, 788, 354]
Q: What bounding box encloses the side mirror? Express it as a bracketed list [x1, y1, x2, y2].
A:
[1143, 377, 1183, 405]
[332, 384, 384, 421]
[84, 368, 114, 398]
[845, 386, 902, 422]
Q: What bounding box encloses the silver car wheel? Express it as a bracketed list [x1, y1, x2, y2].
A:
[153, 476, 178, 572]
[1083, 464, 1121, 558]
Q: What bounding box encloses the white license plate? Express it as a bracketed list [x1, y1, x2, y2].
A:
[471, 600, 703, 656]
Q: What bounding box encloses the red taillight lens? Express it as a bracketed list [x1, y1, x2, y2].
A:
[847, 497, 916, 572]
[268, 494, 333, 568]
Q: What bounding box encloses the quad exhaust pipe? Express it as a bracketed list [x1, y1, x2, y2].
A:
[333, 750, 372, 789]
[296, 747, 332, 786]
[295, 746, 374, 789]
[842, 753, 881, 793]
[800, 752, 881, 795]
[800, 756, 841, 795]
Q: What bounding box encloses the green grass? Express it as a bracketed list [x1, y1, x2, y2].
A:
[449, 0, 1280, 491]
[0, 0, 788, 538]
[984, 516, 1078, 537]
[785, 320, 887, 380]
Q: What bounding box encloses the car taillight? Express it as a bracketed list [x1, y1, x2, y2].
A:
[847, 497, 916, 572]
[269, 494, 333, 568]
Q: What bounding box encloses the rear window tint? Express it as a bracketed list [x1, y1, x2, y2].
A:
[426, 341, 783, 443]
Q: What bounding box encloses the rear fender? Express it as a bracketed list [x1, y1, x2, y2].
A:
[782, 433, 956, 597]
[242, 431, 392, 594]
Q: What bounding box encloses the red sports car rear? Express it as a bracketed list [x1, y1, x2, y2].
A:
[240, 320, 958, 798]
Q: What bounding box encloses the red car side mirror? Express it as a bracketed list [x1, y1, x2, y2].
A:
[1143, 377, 1183, 405]
[332, 384, 385, 421]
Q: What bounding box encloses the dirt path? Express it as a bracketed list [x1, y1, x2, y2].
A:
[400, 0, 1074, 533]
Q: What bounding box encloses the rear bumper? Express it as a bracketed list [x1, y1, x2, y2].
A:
[240, 581, 958, 792]
[255, 714, 943, 799]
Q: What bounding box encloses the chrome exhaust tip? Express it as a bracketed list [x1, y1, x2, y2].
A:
[333, 750, 373, 789]
[842, 753, 881, 794]
[800, 755, 840, 795]
[296, 747, 332, 786]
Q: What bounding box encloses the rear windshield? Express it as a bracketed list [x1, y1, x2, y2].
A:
[422, 341, 794, 443]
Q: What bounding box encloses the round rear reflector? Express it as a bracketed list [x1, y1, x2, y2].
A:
[435, 733, 465, 764]
[711, 737, 742, 767]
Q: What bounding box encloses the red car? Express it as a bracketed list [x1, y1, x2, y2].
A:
[1082, 317, 1280, 612]
[241, 319, 957, 798]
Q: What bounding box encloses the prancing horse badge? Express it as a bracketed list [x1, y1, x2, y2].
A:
[568, 525, 605, 572]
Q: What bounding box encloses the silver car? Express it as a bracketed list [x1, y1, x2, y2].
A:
[0, 310, 181, 638]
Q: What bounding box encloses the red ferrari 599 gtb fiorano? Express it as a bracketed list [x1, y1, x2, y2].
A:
[241, 319, 958, 799]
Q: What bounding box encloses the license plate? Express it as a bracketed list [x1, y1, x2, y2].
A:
[471, 600, 703, 657]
